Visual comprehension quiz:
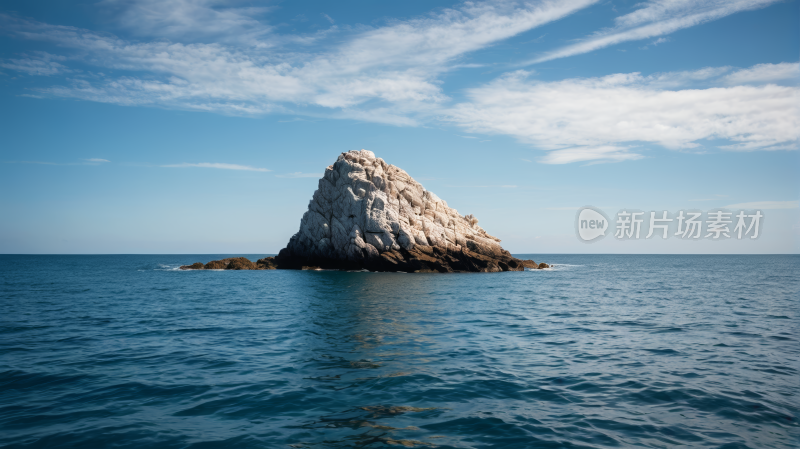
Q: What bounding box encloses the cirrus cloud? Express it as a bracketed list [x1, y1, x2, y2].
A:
[527, 0, 783, 64]
[0, 1, 796, 165]
[0, 52, 72, 76]
[0, 0, 598, 123]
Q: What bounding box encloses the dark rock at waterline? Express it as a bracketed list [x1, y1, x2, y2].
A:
[273, 245, 541, 273]
[180, 252, 545, 272]
[180, 257, 278, 271]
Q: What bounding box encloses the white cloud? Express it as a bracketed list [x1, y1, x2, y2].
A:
[447, 66, 799, 163]
[529, 0, 782, 64]
[0, 0, 597, 118]
[100, 0, 276, 45]
[722, 200, 799, 210]
[540, 146, 644, 164]
[0, 52, 71, 76]
[85, 158, 110, 162]
[643, 66, 733, 88]
[276, 172, 322, 178]
[639, 37, 670, 50]
[0, 2, 795, 166]
[723, 62, 800, 85]
[330, 0, 598, 71]
[162, 162, 270, 172]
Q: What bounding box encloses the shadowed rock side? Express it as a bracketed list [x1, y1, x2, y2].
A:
[180, 254, 549, 272]
[181, 150, 549, 272]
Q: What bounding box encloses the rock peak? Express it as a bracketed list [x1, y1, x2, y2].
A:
[274, 149, 538, 272]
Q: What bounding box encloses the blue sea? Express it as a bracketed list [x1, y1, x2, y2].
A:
[1, 255, 798, 448]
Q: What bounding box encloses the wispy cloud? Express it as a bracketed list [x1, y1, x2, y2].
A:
[447, 65, 799, 164]
[528, 0, 782, 64]
[0, 1, 795, 166]
[162, 162, 270, 172]
[540, 146, 644, 165]
[100, 0, 276, 45]
[0, 52, 71, 76]
[722, 200, 799, 210]
[639, 37, 670, 49]
[0, 0, 597, 121]
[85, 158, 110, 163]
[723, 62, 800, 85]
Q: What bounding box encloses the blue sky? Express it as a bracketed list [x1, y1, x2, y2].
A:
[0, 0, 798, 254]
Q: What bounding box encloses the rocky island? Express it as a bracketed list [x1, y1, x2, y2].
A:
[182, 150, 548, 273]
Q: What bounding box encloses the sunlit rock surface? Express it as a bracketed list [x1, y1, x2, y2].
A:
[273, 150, 539, 272]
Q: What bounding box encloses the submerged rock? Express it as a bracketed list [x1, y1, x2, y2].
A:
[181, 150, 547, 272]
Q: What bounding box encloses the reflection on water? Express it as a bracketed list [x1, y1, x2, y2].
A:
[290, 273, 448, 446]
[0, 255, 798, 448]
[291, 405, 437, 448]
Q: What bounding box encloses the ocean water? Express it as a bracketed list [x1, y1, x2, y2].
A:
[0, 255, 797, 449]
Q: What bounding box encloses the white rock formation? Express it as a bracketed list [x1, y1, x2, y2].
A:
[283, 149, 507, 262]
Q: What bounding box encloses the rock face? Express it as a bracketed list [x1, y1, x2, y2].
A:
[180, 150, 546, 272]
[271, 150, 540, 272]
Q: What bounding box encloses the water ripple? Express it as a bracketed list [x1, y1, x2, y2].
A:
[0, 254, 798, 448]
